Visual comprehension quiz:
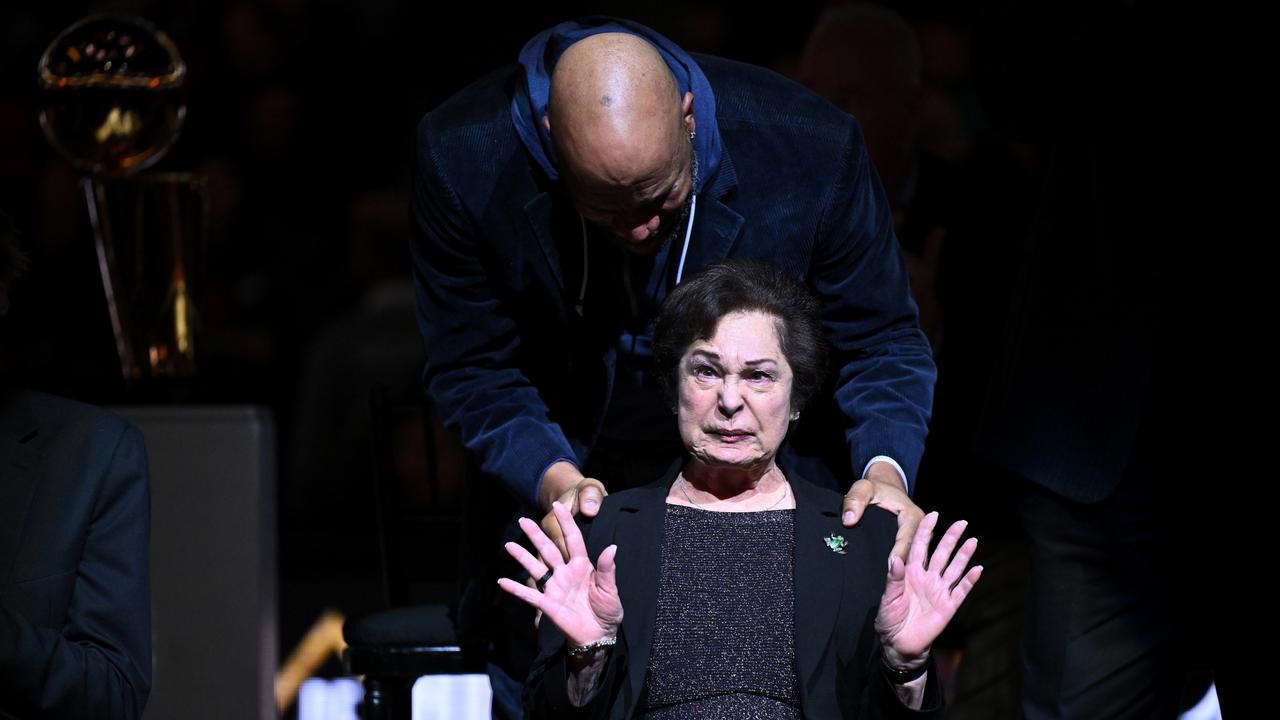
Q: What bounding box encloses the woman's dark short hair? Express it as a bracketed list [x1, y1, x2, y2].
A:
[653, 259, 828, 410]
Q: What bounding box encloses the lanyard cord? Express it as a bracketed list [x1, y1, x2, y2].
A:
[675, 193, 696, 285]
[576, 215, 589, 317]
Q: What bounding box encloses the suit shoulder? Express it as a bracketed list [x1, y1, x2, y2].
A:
[11, 391, 146, 504]
[799, 481, 846, 508]
[600, 485, 651, 508]
[861, 505, 900, 535]
[22, 390, 135, 443]
[418, 63, 521, 159]
[585, 483, 667, 540]
[696, 54, 853, 134]
[852, 506, 898, 565]
[415, 64, 530, 212]
[591, 488, 640, 529]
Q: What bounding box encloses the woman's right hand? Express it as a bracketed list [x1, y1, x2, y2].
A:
[498, 501, 624, 648]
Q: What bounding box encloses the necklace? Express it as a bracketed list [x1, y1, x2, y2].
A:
[677, 474, 790, 511]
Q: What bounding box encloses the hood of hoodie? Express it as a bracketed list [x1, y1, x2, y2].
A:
[510, 16, 722, 194]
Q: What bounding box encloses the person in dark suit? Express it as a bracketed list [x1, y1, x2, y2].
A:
[499, 261, 981, 718]
[0, 212, 152, 719]
[970, 7, 1236, 717]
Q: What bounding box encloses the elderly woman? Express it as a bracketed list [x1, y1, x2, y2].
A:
[499, 260, 980, 718]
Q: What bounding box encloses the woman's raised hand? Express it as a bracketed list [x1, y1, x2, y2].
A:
[498, 501, 624, 648]
[875, 511, 982, 667]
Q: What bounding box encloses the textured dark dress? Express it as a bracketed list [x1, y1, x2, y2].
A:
[637, 504, 801, 719]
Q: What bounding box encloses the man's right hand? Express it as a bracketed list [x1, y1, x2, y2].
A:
[538, 461, 607, 561]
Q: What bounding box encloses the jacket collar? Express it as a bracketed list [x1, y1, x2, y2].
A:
[608, 468, 671, 702]
[789, 471, 848, 694]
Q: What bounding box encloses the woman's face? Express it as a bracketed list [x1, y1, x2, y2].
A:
[677, 310, 795, 472]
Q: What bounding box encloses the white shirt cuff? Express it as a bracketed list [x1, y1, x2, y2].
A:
[863, 455, 908, 493]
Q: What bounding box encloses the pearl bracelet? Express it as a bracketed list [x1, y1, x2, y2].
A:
[567, 635, 617, 658]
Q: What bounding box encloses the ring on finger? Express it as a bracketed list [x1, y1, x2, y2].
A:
[536, 568, 553, 591]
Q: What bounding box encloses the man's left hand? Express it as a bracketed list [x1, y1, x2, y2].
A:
[842, 461, 924, 561]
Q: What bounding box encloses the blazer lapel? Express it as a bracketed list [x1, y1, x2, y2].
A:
[680, 197, 745, 282]
[610, 478, 671, 704]
[681, 145, 744, 281]
[0, 389, 40, 586]
[790, 477, 846, 691]
[523, 191, 564, 291]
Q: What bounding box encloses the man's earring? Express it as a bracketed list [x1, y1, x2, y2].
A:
[790, 411, 801, 421]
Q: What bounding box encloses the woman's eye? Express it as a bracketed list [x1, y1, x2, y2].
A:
[748, 371, 773, 382]
[693, 365, 717, 379]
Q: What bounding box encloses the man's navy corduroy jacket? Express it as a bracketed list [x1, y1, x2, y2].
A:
[410, 52, 936, 507]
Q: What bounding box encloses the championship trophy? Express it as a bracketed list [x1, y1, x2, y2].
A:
[38, 14, 203, 382]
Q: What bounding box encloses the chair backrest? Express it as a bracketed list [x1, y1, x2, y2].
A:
[367, 385, 467, 609]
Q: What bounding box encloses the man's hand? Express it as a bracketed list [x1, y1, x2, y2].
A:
[842, 461, 924, 561]
[538, 461, 607, 562]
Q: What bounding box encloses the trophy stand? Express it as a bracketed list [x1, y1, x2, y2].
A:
[83, 173, 204, 383]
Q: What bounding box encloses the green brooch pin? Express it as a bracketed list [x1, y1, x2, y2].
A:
[823, 534, 848, 554]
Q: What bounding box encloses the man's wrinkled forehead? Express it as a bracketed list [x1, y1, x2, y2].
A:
[565, 138, 688, 210]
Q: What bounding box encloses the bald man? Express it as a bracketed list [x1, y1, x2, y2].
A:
[411, 18, 934, 708]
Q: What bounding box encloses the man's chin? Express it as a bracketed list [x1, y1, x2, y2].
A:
[614, 232, 669, 256]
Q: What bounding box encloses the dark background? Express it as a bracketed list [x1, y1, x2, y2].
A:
[1, 0, 1066, 713]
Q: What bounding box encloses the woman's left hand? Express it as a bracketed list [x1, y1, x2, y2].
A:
[874, 511, 982, 667]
